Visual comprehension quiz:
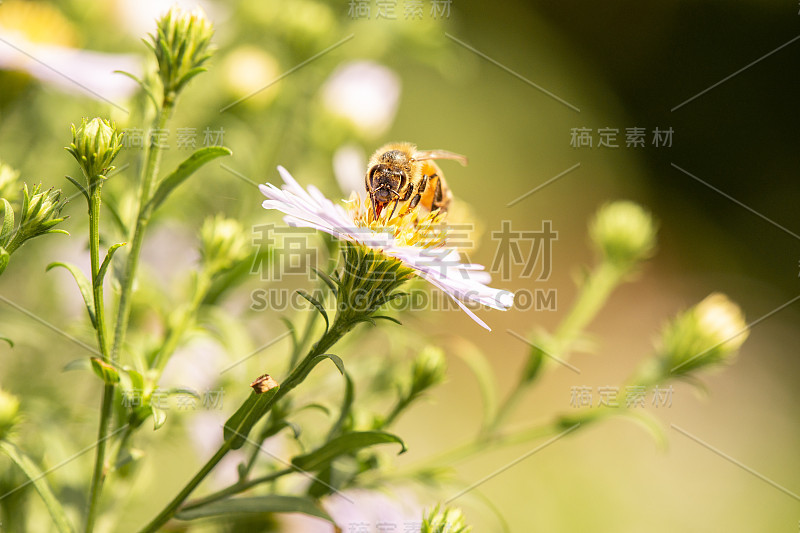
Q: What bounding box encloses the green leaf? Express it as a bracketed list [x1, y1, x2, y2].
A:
[297, 290, 329, 333]
[62, 358, 90, 372]
[90, 357, 120, 384]
[174, 66, 208, 94]
[372, 315, 402, 325]
[46, 262, 96, 327]
[118, 366, 144, 393]
[114, 70, 159, 109]
[0, 440, 75, 533]
[147, 146, 232, 212]
[326, 372, 354, 440]
[0, 198, 15, 247]
[312, 267, 339, 296]
[306, 353, 344, 378]
[292, 431, 406, 472]
[295, 402, 331, 416]
[223, 385, 281, 449]
[280, 317, 299, 359]
[176, 495, 333, 523]
[0, 246, 8, 276]
[64, 175, 88, 203]
[95, 242, 126, 289]
[0, 334, 12, 347]
[151, 405, 167, 430]
[620, 410, 668, 451]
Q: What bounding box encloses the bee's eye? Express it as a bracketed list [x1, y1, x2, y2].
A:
[368, 165, 380, 184]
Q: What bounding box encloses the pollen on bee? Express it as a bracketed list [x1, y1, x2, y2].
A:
[250, 374, 279, 393]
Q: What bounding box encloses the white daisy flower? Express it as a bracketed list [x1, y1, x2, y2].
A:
[0, 32, 140, 104]
[259, 166, 514, 330]
[321, 61, 401, 137]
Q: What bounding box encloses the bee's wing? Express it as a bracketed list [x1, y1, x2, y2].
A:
[412, 149, 468, 166]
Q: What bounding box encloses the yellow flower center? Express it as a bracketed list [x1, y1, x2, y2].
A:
[346, 193, 449, 249]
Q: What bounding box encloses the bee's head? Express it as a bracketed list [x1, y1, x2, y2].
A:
[368, 164, 406, 204]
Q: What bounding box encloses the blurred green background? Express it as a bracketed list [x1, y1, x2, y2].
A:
[1, 0, 798, 531]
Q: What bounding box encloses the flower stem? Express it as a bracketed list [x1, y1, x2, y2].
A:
[110, 103, 174, 366]
[138, 440, 233, 533]
[88, 102, 173, 533]
[483, 260, 624, 440]
[181, 467, 293, 511]
[138, 312, 356, 532]
[85, 184, 113, 533]
[552, 260, 622, 348]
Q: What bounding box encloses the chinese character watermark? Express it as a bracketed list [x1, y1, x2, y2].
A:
[120, 388, 225, 411]
[348, 0, 452, 19]
[570, 127, 673, 148]
[121, 126, 225, 150]
[569, 385, 674, 408]
[491, 220, 558, 282]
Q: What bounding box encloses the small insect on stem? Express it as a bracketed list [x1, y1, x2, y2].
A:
[250, 374, 279, 393]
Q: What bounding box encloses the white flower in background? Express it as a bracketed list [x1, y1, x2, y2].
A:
[321, 61, 401, 137]
[280, 488, 422, 533]
[333, 143, 367, 196]
[159, 338, 228, 393]
[0, 1, 140, 103]
[260, 167, 514, 330]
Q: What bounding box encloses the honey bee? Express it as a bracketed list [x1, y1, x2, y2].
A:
[365, 142, 467, 220]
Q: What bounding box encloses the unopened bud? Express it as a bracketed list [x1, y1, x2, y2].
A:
[589, 201, 657, 269]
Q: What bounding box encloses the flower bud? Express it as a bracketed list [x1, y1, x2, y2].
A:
[200, 215, 249, 274]
[657, 293, 748, 378]
[0, 387, 20, 440]
[6, 183, 67, 254]
[589, 201, 656, 269]
[422, 504, 472, 533]
[409, 346, 447, 398]
[151, 6, 214, 100]
[66, 117, 123, 183]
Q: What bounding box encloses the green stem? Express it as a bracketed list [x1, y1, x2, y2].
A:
[552, 261, 623, 349]
[482, 260, 625, 440]
[181, 468, 293, 511]
[110, 103, 174, 367]
[483, 382, 526, 438]
[380, 391, 418, 430]
[88, 186, 110, 356]
[85, 184, 114, 533]
[138, 312, 356, 533]
[138, 440, 233, 533]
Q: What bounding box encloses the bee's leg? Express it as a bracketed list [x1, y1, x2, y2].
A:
[406, 175, 430, 212]
[386, 200, 395, 220]
[431, 177, 445, 211]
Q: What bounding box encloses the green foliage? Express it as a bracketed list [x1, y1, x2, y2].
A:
[0, 3, 753, 533]
[176, 495, 333, 523]
[147, 146, 232, 212]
